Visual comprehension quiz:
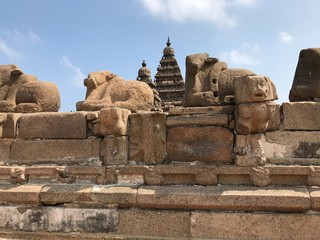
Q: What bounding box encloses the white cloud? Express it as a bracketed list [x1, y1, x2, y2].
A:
[140, 0, 256, 27]
[280, 31, 293, 43]
[219, 42, 260, 66]
[3, 30, 41, 45]
[220, 50, 259, 66]
[0, 38, 23, 62]
[242, 42, 260, 52]
[60, 56, 85, 86]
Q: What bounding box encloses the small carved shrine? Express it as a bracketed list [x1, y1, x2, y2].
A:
[154, 38, 185, 108]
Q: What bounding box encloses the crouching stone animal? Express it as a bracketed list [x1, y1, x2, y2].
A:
[76, 70, 154, 112]
[0, 65, 60, 112]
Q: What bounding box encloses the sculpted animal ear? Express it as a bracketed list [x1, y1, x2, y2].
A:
[264, 76, 278, 100]
[84, 78, 88, 86]
[11, 69, 23, 76]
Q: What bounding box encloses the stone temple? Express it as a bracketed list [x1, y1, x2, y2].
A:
[2, 47, 320, 239]
[154, 38, 185, 109]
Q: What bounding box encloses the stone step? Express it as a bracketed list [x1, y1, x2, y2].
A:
[0, 184, 315, 212]
[1, 208, 320, 239]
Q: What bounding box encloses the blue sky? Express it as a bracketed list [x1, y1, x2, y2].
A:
[0, 0, 319, 111]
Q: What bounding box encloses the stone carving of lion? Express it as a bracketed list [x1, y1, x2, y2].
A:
[0, 65, 60, 112]
[76, 70, 154, 112]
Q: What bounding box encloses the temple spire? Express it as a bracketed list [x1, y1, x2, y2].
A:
[155, 37, 185, 110]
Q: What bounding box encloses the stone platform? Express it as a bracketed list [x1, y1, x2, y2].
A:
[1, 103, 320, 239]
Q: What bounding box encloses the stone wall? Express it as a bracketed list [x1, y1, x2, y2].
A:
[1, 103, 320, 239]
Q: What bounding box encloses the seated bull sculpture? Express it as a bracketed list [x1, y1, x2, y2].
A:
[183, 53, 254, 106]
[76, 70, 154, 112]
[0, 64, 60, 112]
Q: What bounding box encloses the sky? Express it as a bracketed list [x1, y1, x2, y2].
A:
[0, 0, 319, 112]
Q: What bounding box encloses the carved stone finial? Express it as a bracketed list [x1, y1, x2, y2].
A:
[167, 37, 171, 47]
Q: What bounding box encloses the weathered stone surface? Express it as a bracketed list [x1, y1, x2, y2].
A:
[169, 105, 234, 115]
[183, 53, 253, 106]
[0, 206, 118, 232]
[234, 134, 266, 166]
[167, 126, 233, 163]
[18, 112, 87, 139]
[250, 167, 271, 186]
[40, 185, 93, 205]
[262, 131, 320, 164]
[0, 65, 60, 112]
[92, 186, 137, 207]
[166, 114, 228, 127]
[98, 107, 131, 136]
[234, 74, 278, 104]
[118, 209, 190, 238]
[0, 113, 21, 138]
[101, 136, 128, 165]
[76, 70, 154, 112]
[129, 112, 166, 164]
[0, 184, 43, 205]
[289, 48, 320, 102]
[267, 103, 281, 131]
[138, 186, 310, 212]
[144, 165, 218, 186]
[235, 102, 276, 134]
[283, 102, 320, 130]
[310, 188, 320, 210]
[191, 212, 320, 240]
[0, 140, 10, 164]
[308, 167, 320, 186]
[106, 165, 218, 186]
[10, 139, 101, 165]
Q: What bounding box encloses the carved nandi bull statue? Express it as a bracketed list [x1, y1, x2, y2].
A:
[183, 53, 254, 106]
[0, 65, 60, 112]
[76, 70, 154, 112]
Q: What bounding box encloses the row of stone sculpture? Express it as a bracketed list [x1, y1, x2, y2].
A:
[0, 48, 318, 114]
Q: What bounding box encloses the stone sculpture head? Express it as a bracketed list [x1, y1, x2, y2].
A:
[99, 107, 131, 136]
[84, 71, 116, 89]
[234, 74, 278, 104]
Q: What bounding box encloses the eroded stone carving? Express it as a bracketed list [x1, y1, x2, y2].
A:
[129, 112, 166, 164]
[235, 102, 276, 134]
[76, 70, 154, 112]
[234, 74, 278, 104]
[250, 167, 271, 186]
[98, 107, 131, 136]
[308, 167, 320, 186]
[183, 53, 253, 107]
[235, 134, 266, 166]
[0, 65, 60, 112]
[289, 48, 320, 102]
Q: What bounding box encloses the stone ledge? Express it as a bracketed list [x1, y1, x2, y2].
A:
[168, 105, 234, 115]
[137, 185, 310, 212]
[39, 185, 138, 207]
[0, 184, 44, 205]
[0, 184, 312, 213]
[166, 114, 229, 127]
[1, 165, 320, 187]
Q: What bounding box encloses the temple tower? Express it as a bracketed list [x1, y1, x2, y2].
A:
[154, 38, 185, 108]
[136, 60, 155, 88]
